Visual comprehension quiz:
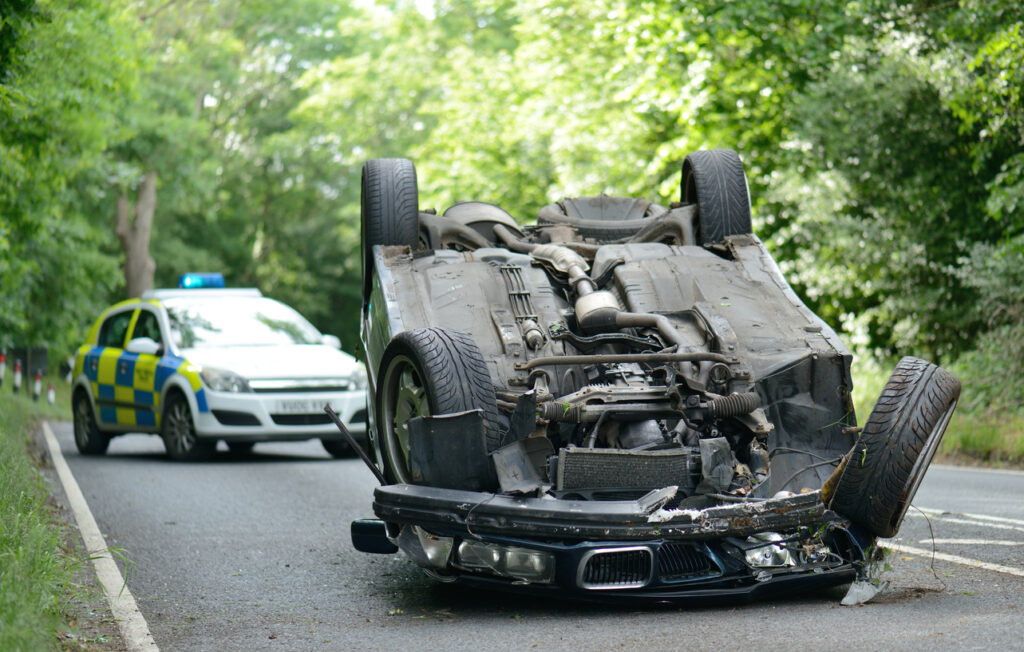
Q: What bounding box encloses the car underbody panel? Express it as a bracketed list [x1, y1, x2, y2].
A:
[351, 154, 961, 603]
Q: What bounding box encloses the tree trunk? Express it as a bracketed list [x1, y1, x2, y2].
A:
[115, 172, 158, 298]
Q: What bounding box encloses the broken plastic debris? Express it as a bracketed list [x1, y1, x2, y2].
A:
[841, 580, 889, 606]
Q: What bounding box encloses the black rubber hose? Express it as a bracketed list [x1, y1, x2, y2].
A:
[710, 392, 761, 418]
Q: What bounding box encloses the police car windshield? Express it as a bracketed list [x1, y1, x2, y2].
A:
[164, 296, 322, 349]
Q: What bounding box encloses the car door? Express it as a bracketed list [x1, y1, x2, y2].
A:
[123, 306, 164, 429]
[90, 308, 136, 428]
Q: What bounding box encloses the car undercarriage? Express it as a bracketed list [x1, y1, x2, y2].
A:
[345, 151, 961, 601]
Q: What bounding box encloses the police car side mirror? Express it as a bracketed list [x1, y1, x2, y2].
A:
[126, 337, 162, 356]
[321, 334, 342, 349]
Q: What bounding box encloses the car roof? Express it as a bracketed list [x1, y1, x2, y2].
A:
[142, 288, 263, 300]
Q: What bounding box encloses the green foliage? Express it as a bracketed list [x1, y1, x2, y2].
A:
[2, 0, 1023, 448]
[0, 0, 137, 353]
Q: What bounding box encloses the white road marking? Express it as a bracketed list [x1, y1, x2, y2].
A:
[42, 422, 159, 652]
[881, 541, 1024, 578]
[930, 463, 1024, 477]
[912, 506, 1024, 528]
[920, 539, 1024, 546]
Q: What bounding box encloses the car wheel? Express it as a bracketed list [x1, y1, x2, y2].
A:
[827, 357, 961, 538]
[681, 149, 753, 244]
[377, 327, 501, 486]
[227, 442, 255, 455]
[161, 393, 214, 461]
[321, 439, 351, 458]
[361, 158, 420, 305]
[73, 391, 110, 455]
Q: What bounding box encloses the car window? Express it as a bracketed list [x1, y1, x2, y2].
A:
[132, 309, 163, 346]
[98, 310, 134, 349]
[163, 296, 322, 349]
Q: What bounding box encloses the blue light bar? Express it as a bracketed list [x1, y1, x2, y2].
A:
[178, 273, 225, 289]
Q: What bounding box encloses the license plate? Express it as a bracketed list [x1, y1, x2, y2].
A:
[276, 399, 326, 414]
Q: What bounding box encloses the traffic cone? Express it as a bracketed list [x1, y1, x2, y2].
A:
[0, 352, 5, 389]
[33, 370, 42, 402]
[47, 382, 56, 406]
[13, 359, 22, 394]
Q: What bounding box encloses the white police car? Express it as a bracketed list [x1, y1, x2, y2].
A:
[71, 274, 367, 460]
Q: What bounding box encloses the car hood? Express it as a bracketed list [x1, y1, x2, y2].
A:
[182, 344, 362, 380]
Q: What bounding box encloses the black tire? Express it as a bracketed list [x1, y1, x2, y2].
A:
[829, 357, 961, 538]
[376, 327, 501, 486]
[73, 391, 110, 455]
[321, 439, 351, 459]
[361, 158, 419, 304]
[681, 149, 753, 244]
[161, 393, 215, 461]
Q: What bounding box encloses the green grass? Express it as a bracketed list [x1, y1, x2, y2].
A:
[0, 374, 79, 650]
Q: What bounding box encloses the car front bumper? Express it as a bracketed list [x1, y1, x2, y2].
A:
[194, 389, 368, 442]
[358, 484, 871, 602]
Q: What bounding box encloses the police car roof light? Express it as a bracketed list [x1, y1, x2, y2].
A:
[178, 273, 225, 289]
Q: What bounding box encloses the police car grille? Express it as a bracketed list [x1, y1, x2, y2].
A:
[271, 414, 333, 426]
[251, 384, 351, 393]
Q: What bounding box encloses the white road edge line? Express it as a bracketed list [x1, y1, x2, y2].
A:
[42, 422, 159, 652]
[881, 541, 1024, 578]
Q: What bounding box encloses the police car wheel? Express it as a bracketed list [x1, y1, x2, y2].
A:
[73, 391, 110, 455]
[161, 393, 214, 461]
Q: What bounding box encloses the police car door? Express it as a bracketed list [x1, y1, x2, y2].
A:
[91, 308, 136, 428]
[123, 307, 164, 429]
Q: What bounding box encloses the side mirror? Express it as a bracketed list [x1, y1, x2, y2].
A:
[126, 337, 162, 356]
[321, 334, 342, 349]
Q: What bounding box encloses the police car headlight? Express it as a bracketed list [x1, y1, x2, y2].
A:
[349, 365, 368, 391]
[199, 367, 252, 393]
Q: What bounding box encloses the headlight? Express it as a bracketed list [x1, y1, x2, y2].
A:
[743, 532, 795, 568]
[199, 367, 251, 393]
[349, 365, 368, 390]
[456, 540, 555, 584]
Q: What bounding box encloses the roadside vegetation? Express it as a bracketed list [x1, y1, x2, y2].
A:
[3, 1, 1021, 464]
[0, 379, 87, 648]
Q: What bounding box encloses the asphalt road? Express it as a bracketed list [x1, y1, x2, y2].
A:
[47, 422, 1024, 651]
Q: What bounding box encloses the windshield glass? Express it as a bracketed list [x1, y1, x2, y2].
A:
[164, 296, 322, 348]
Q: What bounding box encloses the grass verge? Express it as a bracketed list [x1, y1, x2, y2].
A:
[851, 352, 1024, 468]
[0, 374, 103, 649]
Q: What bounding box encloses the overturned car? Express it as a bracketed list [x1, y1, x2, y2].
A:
[346, 151, 960, 602]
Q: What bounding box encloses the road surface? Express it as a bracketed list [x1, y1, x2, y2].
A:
[45, 422, 1024, 650]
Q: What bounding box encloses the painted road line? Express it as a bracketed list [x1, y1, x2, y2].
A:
[881, 541, 1024, 578]
[919, 539, 1024, 546]
[930, 516, 1024, 535]
[930, 464, 1024, 477]
[913, 506, 1024, 528]
[42, 422, 159, 652]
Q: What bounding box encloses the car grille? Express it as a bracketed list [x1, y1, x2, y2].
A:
[270, 414, 333, 426]
[350, 408, 367, 424]
[579, 547, 652, 589]
[212, 410, 261, 426]
[658, 542, 716, 581]
[250, 379, 352, 393]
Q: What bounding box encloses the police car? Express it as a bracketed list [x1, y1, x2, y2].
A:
[71, 274, 367, 460]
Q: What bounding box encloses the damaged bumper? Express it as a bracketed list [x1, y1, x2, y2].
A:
[357, 484, 870, 601]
